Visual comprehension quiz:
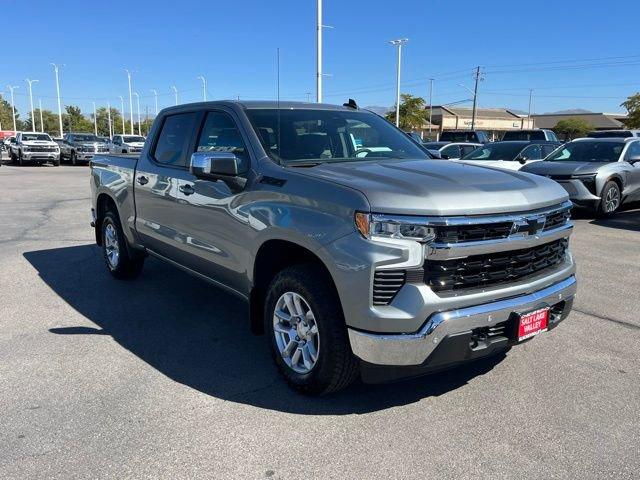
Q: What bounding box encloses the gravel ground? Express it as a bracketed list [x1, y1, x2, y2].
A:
[1, 161, 638, 479]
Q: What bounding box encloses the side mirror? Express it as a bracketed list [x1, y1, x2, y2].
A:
[516, 156, 528, 164]
[190, 151, 241, 178]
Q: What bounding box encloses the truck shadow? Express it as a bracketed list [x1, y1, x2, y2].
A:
[589, 206, 640, 232]
[24, 244, 505, 415]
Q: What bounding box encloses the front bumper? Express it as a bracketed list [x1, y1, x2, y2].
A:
[348, 275, 576, 367]
[22, 151, 60, 161]
[556, 179, 600, 205]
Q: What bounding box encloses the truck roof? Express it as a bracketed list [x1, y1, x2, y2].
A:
[159, 100, 360, 115]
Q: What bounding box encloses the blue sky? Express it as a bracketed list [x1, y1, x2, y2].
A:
[5, 0, 640, 119]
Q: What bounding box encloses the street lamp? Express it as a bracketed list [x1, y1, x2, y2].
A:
[51, 63, 64, 137]
[150, 89, 158, 116]
[25, 79, 39, 132]
[92, 101, 98, 136]
[171, 85, 178, 106]
[118, 95, 126, 134]
[106, 101, 113, 138]
[6, 85, 19, 132]
[38, 99, 44, 133]
[125, 68, 134, 134]
[389, 38, 408, 127]
[197, 76, 207, 101]
[133, 92, 141, 136]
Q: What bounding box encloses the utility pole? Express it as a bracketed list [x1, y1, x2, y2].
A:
[389, 38, 408, 127]
[428, 78, 434, 137]
[38, 99, 44, 133]
[107, 101, 113, 138]
[92, 102, 98, 136]
[125, 69, 134, 134]
[171, 85, 178, 106]
[51, 64, 64, 137]
[118, 96, 126, 134]
[471, 66, 482, 130]
[133, 92, 141, 136]
[197, 76, 207, 101]
[6, 85, 19, 132]
[150, 89, 158, 116]
[527, 89, 534, 129]
[26, 79, 39, 132]
[316, 0, 322, 102]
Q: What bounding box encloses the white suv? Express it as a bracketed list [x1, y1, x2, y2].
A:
[109, 134, 146, 154]
[10, 132, 60, 166]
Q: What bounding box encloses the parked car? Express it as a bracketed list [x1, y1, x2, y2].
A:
[521, 137, 640, 216]
[439, 130, 490, 143]
[502, 129, 559, 141]
[586, 130, 640, 139]
[422, 141, 483, 160]
[458, 141, 563, 170]
[3, 136, 16, 152]
[90, 100, 576, 394]
[109, 134, 146, 154]
[59, 133, 110, 165]
[9, 132, 60, 166]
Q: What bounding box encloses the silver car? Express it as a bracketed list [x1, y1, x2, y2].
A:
[521, 137, 640, 216]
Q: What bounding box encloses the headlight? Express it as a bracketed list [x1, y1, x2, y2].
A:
[355, 212, 436, 243]
[571, 173, 597, 194]
[22, 146, 30, 151]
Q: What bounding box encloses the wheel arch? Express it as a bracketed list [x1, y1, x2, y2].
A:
[94, 193, 119, 245]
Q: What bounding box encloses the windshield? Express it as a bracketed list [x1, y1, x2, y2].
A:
[123, 136, 145, 143]
[73, 134, 99, 142]
[245, 109, 428, 164]
[503, 131, 546, 141]
[546, 141, 624, 162]
[21, 133, 52, 142]
[462, 143, 526, 161]
[440, 132, 474, 142]
[587, 131, 633, 138]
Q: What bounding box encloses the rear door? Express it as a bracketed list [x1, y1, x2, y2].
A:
[133, 110, 201, 260]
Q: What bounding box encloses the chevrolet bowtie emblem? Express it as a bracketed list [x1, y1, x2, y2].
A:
[511, 215, 546, 236]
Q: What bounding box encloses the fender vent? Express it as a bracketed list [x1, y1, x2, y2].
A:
[373, 270, 406, 306]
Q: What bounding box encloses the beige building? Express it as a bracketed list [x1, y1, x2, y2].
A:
[422, 106, 534, 141]
[531, 112, 628, 131]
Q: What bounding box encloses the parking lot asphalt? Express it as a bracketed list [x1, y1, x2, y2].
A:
[1, 160, 639, 480]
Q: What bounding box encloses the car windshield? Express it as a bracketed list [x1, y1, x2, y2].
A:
[245, 109, 428, 164]
[503, 131, 545, 141]
[73, 134, 99, 142]
[462, 143, 526, 161]
[21, 134, 52, 141]
[440, 132, 473, 142]
[123, 136, 145, 142]
[546, 141, 624, 162]
[587, 131, 633, 138]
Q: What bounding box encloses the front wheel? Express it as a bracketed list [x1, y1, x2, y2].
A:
[598, 181, 621, 217]
[265, 264, 359, 395]
[101, 211, 144, 279]
[71, 151, 77, 166]
[18, 150, 24, 166]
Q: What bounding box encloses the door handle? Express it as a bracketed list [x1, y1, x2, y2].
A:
[179, 184, 195, 195]
[136, 175, 149, 185]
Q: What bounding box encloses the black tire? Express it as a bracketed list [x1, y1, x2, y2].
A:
[264, 264, 359, 395]
[597, 180, 621, 217]
[52, 158, 61, 167]
[18, 150, 24, 166]
[101, 211, 144, 279]
[71, 150, 77, 166]
[9, 150, 16, 163]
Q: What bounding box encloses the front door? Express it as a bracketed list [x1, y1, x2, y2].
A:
[623, 140, 640, 200]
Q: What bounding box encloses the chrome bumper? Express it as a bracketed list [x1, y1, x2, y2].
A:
[348, 275, 577, 366]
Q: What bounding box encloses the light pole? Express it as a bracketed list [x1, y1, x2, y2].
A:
[26, 79, 39, 132]
[316, 0, 323, 102]
[118, 96, 126, 134]
[51, 63, 64, 137]
[470, 66, 482, 130]
[171, 85, 178, 106]
[389, 38, 408, 127]
[125, 69, 134, 134]
[107, 101, 113, 138]
[92, 102, 98, 136]
[197, 76, 207, 101]
[150, 89, 158, 116]
[133, 92, 141, 136]
[527, 89, 534, 129]
[6, 85, 19, 132]
[38, 99, 44, 133]
[428, 78, 434, 137]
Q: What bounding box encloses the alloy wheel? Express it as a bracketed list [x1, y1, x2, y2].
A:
[104, 223, 120, 269]
[272, 291, 320, 374]
[604, 185, 620, 213]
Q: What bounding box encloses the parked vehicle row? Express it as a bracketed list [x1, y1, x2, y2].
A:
[90, 100, 577, 395]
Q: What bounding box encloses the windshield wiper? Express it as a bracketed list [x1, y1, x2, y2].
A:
[287, 161, 323, 167]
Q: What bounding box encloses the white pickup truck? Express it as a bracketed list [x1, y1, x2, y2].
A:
[9, 132, 60, 166]
[109, 134, 146, 154]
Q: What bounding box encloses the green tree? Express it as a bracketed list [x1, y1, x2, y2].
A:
[93, 107, 125, 137]
[621, 92, 640, 128]
[64, 105, 93, 133]
[553, 118, 593, 141]
[0, 95, 25, 131]
[385, 93, 428, 131]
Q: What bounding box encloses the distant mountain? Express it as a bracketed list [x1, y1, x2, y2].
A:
[541, 108, 593, 115]
[363, 105, 391, 115]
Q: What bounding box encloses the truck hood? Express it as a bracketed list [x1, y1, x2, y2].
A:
[295, 159, 569, 216]
[124, 142, 145, 147]
[23, 140, 56, 146]
[522, 160, 605, 176]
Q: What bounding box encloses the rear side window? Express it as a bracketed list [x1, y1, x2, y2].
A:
[441, 144, 461, 158]
[153, 112, 198, 167]
[196, 111, 249, 172]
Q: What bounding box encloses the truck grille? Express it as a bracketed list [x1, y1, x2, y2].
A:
[29, 146, 56, 152]
[373, 270, 406, 305]
[436, 222, 512, 243]
[424, 238, 568, 292]
[543, 209, 571, 231]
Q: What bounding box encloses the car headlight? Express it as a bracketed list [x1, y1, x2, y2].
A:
[571, 173, 597, 194]
[22, 146, 30, 151]
[355, 212, 436, 243]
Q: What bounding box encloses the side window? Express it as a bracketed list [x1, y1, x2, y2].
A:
[152, 112, 198, 167]
[196, 111, 249, 171]
[520, 144, 542, 160]
[441, 144, 461, 159]
[625, 141, 640, 160]
[542, 144, 558, 157]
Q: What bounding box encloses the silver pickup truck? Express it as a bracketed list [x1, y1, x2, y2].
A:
[90, 101, 577, 394]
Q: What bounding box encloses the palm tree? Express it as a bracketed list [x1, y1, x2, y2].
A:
[385, 94, 428, 131]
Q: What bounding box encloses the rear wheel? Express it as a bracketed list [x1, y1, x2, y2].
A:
[265, 264, 359, 395]
[18, 150, 24, 166]
[101, 211, 144, 279]
[71, 150, 77, 166]
[598, 181, 621, 217]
